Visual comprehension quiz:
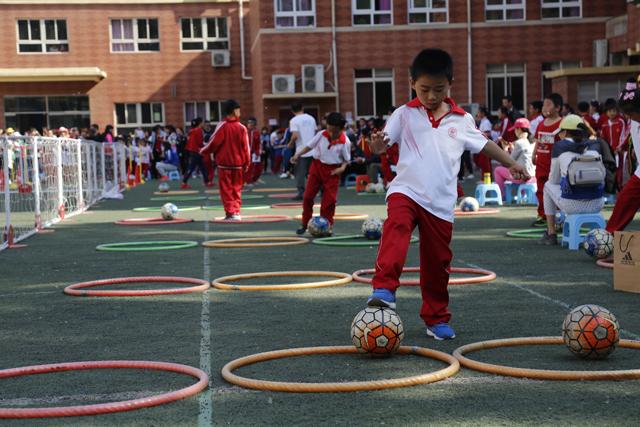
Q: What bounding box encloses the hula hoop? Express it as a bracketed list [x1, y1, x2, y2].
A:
[212, 270, 352, 291]
[202, 205, 270, 211]
[267, 193, 299, 199]
[64, 276, 210, 297]
[202, 237, 309, 248]
[210, 215, 291, 224]
[96, 241, 199, 252]
[294, 213, 369, 221]
[115, 218, 193, 226]
[221, 345, 459, 392]
[150, 196, 207, 202]
[596, 259, 614, 269]
[153, 190, 199, 196]
[0, 360, 208, 419]
[251, 187, 297, 193]
[271, 202, 321, 209]
[357, 192, 386, 196]
[352, 266, 497, 286]
[455, 208, 501, 216]
[312, 234, 419, 247]
[209, 194, 264, 201]
[132, 206, 201, 212]
[453, 337, 640, 381]
[506, 228, 591, 239]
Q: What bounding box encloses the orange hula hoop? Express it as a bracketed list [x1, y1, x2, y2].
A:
[351, 266, 497, 286]
[115, 218, 193, 226]
[64, 276, 210, 297]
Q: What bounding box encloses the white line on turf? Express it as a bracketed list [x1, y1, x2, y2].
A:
[198, 218, 213, 427]
[460, 260, 640, 341]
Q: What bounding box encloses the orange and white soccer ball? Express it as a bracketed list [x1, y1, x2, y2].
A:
[351, 307, 404, 356]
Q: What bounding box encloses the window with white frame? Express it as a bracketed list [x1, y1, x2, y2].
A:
[409, 0, 448, 24]
[184, 101, 223, 126]
[541, 0, 581, 19]
[486, 64, 525, 113]
[354, 69, 394, 118]
[110, 18, 159, 52]
[180, 17, 229, 51]
[115, 103, 164, 129]
[352, 0, 393, 26]
[4, 96, 90, 131]
[274, 0, 315, 28]
[577, 80, 625, 104]
[485, 0, 525, 21]
[16, 19, 68, 53]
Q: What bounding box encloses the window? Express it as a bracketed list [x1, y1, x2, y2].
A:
[486, 64, 525, 113]
[115, 103, 164, 131]
[110, 19, 159, 52]
[485, 0, 525, 21]
[274, 0, 315, 28]
[541, 0, 581, 19]
[352, 0, 392, 26]
[541, 61, 581, 97]
[180, 17, 229, 51]
[577, 80, 626, 104]
[409, 0, 448, 24]
[16, 19, 68, 53]
[354, 69, 394, 118]
[184, 101, 223, 126]
[4, 96, 90, 131]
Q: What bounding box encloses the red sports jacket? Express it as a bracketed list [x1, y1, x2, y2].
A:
[200, 118, 250, 169]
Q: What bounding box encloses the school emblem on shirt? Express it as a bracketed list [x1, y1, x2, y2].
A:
[448, 127, 457, 138]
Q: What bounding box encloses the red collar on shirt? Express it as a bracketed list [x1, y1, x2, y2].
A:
[322, 130, 346, 146]
[406, 97, 465, 128]
[225, 117, 239, 123]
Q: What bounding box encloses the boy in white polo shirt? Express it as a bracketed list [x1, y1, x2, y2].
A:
[367, 49, 529, 340]
[291, 112, 350, 235]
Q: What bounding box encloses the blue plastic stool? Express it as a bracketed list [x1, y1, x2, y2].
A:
[561, 213, 606, 250]
[168, 170, 181, 181]
[504, 182, 517, 204]
[345, 173, 357, 189]
[474, 183, 503, 206]
[516, 183, 538, 205]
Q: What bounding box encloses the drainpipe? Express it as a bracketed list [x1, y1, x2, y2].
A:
[332, 0, 339, 111]
[467, 0, 472, 104]
[239, 0, 251, 80]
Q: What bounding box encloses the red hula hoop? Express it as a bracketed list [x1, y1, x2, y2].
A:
[210, 215, 291, 224]
[115, 218, 193, 226]
[596, 259, 614, 269]
[351, 267, 497, 286]
[0, 360, 208, 419]
[270, 203, 321, 209]
[455, 208, 501, 216]
[64, 276, 210, 297]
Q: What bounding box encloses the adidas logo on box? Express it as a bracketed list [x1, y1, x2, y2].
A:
[621, 251, 634, 266]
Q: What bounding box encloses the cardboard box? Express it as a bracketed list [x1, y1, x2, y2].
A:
[614, 231, 640, 293]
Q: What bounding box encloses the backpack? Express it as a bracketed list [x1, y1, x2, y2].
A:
[566, 153, 606, 187]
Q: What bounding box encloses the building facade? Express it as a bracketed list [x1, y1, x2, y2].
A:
[0, 0, 638, 134]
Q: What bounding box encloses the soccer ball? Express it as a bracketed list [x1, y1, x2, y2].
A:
[160, 203, 179, 220]
[582, 228, 614, 259]
[365, 183, 376, 193]
[307, 216, 331, 237]
[374, 182, 386, 193]
[554, 212, 565, 233]
[158, 182, 170, 193]
[459, 197, 479, 212]
[362, 217, 384, 240]
[351, 306, 404, 356]
[562, 304, 620, 359]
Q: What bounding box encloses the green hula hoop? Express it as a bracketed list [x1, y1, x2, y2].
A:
[506, 227, 591, 239]
[312, 234, 419, 247]
[132, 206, 202, 212]
[96, 241, 199, 252]
[150, 196, 207, 202]
[356, 192, 386, 196]
[208, 194, 265, 201]
[202, 205, 270, 211]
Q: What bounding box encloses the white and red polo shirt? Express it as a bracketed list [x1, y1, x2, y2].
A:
[305, 130, 351, 165]
[385, 97, 488, 222]
[630, 119, 640, 179]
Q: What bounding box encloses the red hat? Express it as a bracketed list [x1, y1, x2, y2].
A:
[508, 117, 531, 132]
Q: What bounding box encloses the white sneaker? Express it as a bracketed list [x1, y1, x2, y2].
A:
[466, 174, 475, 179]
[279, 173, 288, 179]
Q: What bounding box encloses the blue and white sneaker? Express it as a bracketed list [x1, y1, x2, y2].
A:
[367, 288, 396, 310]
[426, 323, 456, 340]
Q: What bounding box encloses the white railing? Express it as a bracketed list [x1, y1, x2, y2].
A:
[0, 136, 127, 251]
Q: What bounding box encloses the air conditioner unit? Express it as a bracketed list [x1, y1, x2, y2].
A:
[272, 74, 296, 94]
[301, 64, 324, 93]
[211, 50, 230, 67]
[593, 39, 608, 67]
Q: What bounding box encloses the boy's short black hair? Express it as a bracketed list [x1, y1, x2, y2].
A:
[502, 95, 513, 103]
[577, 101, 590, 113]
[222, 99, 240, 116]
[478, 106, 489, 116]
[291, 101, 303, 113]
[618, 77, 640, 114]
[410, 48, 453, 83]
[325, 112, 346, 128]
[604, 98, 618, 111]
[192, 117, 203, 127]
[530, 100, 543, 112]
[545, 93, 564, 109]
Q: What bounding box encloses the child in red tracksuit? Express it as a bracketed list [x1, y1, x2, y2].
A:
[291, 112, 350, 235]
[600, 98, 628, 189]
[244, 117, 263, 186]
[200, 100, 250, 221]
[366, 49, 528, 340]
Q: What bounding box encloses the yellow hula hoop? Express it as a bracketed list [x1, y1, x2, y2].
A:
[294, 213, 369, 221]
[153, 190, 199, 196]
[212, 270, 352, 291]
[202, 237, 309, 248]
